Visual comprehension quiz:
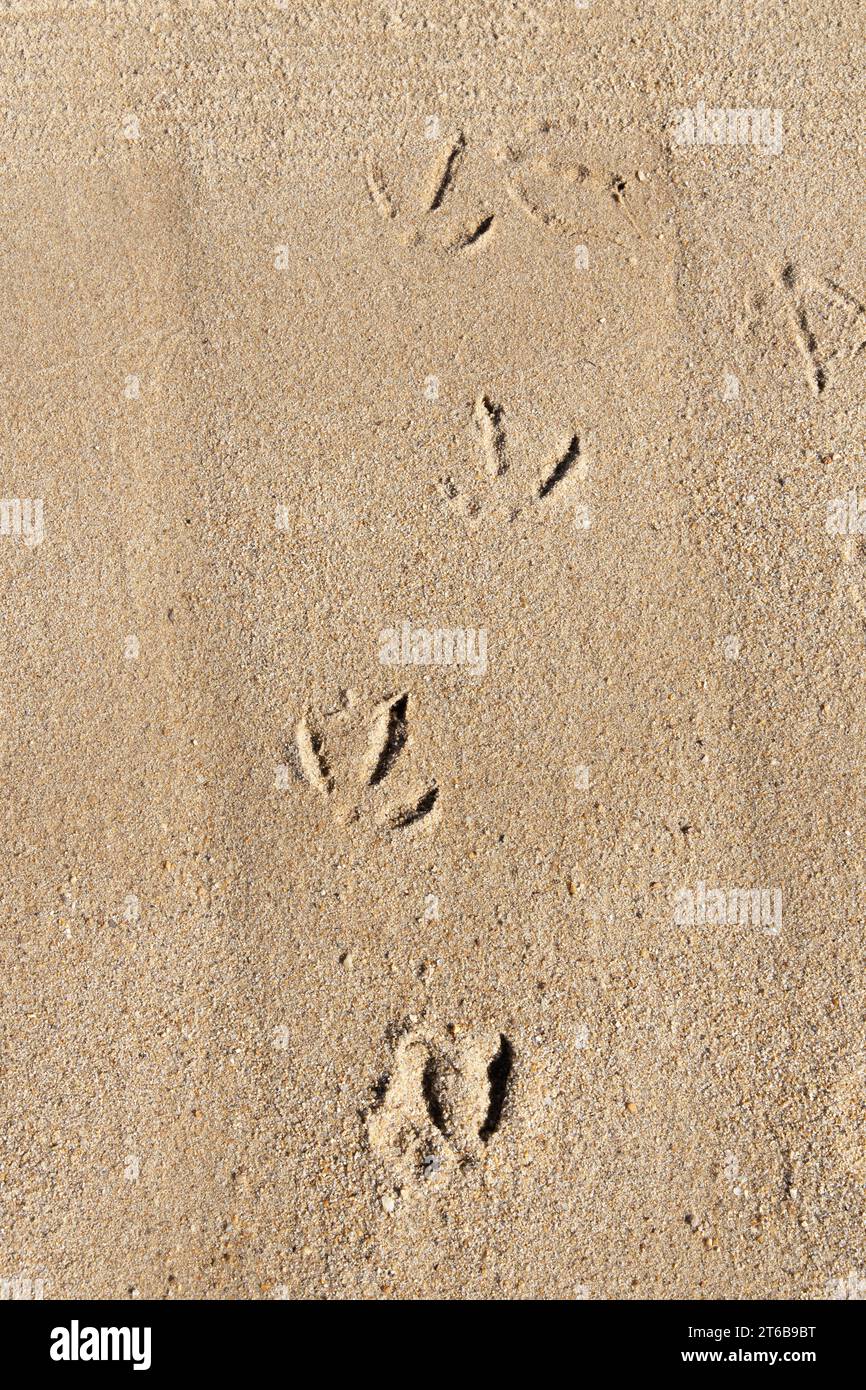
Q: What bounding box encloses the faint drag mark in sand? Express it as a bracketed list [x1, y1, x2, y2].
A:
[113, 328, 199, 800]
[442, 397, 584, 525]
[365, 1025, 515, 1189]
[776, 264, 866, 395]
[294, 690, 438, 834]
[3, 324, 189, 388]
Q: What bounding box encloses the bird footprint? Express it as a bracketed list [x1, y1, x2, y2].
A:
[780, 264, 866, 395]
[366, 1025, 514, 1186]
[363, 127, 643, 254]
[440, 395, 583, 524]
[295, 690, 439, 832]
[364, 135, 496, 254]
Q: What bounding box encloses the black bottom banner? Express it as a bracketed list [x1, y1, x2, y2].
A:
[0, 1299, 859, 1377]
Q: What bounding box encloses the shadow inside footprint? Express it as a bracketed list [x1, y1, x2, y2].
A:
[479, 1034, 514, 1142]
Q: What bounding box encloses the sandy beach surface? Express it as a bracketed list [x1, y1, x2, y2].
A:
[1, 1, 865, 1300]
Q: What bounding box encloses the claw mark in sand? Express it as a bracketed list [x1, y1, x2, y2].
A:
[422, 1053, 450, 1135]
[782, 262, 826, 394]
[364, 691, 409, 787]
[294, 715, 333, 795]
[426, 134, 465, 210]
[363, 154, 396, 221]
[451, 213, 495, 251]
[538, 434, 581, 499]
[478, 1035, 514, 1141]
[385, 784, 440, 830]
[474, 395, 507, 477]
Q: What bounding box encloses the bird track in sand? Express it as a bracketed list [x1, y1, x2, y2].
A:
[765, 263, 866, 396]
[363, 133, 642, 254]
[366, 1026, 515, 1186]
[440, 396, 585, 524]
[295, 690, 439, 833]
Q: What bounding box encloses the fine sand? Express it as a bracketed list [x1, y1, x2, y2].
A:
[1, 1, 865, 1300]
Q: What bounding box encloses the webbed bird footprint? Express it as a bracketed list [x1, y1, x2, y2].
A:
[365, 1026, 515, 1185]
[363, 134, 497, 254]
[295, 691, 439, 832]
[441, 395, 583, 524]
[779, 264, 866, 395]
